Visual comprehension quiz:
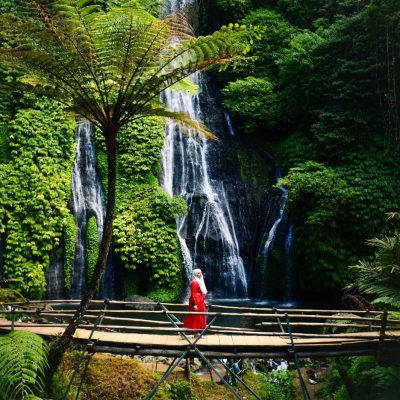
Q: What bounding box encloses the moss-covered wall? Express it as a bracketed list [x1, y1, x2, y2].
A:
[85, 215, 99, 283]
[97, 118, 186, 302]
[0, 92, 185, 301]
[0, 96, 75, 298]
[63, 213, 76, 291]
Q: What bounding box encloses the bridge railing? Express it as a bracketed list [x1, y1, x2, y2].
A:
[1, 300, 400, 339]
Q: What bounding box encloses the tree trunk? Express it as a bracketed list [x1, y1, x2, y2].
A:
[47, 125, 118, 387]
[337, 363, 354, 397]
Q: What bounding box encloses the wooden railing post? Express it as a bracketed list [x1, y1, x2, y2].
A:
[377, 309, 388, 365]
[10, 306, 15, 332]
[366, 309, 372, 332]
[273, 307, 285, 333]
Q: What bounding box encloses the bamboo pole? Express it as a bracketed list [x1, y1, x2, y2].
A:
[4, 309, 396, 324]
[3, 320, 399, 339]
[209, 304, 383, 315]
[1, 300, 383, 314]
[258, 322, 386, 329]
[89, 346, 383, 358]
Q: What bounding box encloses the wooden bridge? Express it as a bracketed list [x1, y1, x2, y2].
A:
[1, 299, 399, 358]
[1, 300, 400, 400]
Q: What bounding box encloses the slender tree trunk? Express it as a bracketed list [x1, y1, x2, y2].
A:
[336, 360, 354, 398]
[47, 125, 118, 387]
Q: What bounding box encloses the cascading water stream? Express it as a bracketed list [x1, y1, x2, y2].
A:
[161, 1, 248, 299]
[284, 224, 294, 300]
[45, 259, 64, 299]
[224, 112, 235, 136]
[260, 168, 294, 300]
[70, 121, 107, 298]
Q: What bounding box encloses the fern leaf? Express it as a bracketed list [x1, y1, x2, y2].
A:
[0, 331, 49, 400]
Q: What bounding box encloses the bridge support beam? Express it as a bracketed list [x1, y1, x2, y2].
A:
[143, 304, 262, 400]
[286, 314, 312, 400]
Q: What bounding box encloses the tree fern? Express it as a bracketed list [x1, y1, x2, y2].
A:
[0, 1, 262, 130]
[0, 331, 49, 400]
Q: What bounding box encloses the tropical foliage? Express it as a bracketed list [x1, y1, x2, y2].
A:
[63, 213, 77, 292]
[0, 0, 262, 376]
[108, 117, 186, 302]
[0, 331, 49, 400]
[85, 216, 99, 283]
[0, 97, 74, 299]
[349, 235, 400, 309]
[319, 356, 400, 400]
[199, 0, 400, 298]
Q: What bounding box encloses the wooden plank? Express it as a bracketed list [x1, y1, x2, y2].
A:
[222, 334, 235, 347]
[230, 335, 246, 347]
[242, 335, 261, 347]
[258, 335, 287, 347]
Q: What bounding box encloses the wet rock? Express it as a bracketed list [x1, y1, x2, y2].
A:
[124, 296, 157, 311]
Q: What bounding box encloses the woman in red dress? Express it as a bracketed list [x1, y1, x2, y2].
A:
[183, 268, 207, 336]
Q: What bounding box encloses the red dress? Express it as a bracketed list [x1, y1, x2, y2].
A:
[183, 280, 206, 330]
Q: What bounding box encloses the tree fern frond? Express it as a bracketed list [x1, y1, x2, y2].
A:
[0, 1, 262, 132]
[0, 331, 49, 400]
[372, 296, 400, 308]
[135, 105, 216, 139]
[169, 78, 198, 94]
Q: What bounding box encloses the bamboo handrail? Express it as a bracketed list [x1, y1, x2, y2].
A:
[0, 321, 393, 336]
[258, 322, 391, 329]
[2, 308, 397, 324]
[40, 309, 390, 320]
[208, 304, 383, 315]
[36, 312, 400, 325]
[1, 300, 383, 315]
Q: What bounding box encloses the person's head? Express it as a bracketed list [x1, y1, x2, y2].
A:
[192, 268, 207, 295]
[192, 268, 202, 280]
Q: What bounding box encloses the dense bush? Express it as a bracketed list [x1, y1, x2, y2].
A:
[319, 356, 400, 400]
[223, 77, 279, 135]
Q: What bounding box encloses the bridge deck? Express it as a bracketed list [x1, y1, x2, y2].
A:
[1, 318, 399, 358]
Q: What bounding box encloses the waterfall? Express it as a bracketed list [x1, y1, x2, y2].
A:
[45, 259, 64, 299]
[260, 167, 294, 300]
[284, 224, 294, 300]
[161, 2, 247, 299]
[70, 121, 109, 298]
[224, 112, 235, 136]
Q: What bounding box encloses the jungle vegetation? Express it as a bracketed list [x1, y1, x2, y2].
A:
[0, 0, 263, 385]
[199, 0, 400, 302]
[200, 1, 400, 398]
[1, 0, 400, 398]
